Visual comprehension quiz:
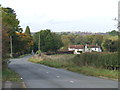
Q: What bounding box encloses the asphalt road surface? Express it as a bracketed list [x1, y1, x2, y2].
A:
[8, 55, 118, 88]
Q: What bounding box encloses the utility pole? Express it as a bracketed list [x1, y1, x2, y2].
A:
[118, 1, 120, 32]
[38, 32, 40, 51]
[10, 36, 13, 58]
[113, 2, 120, 31]
[113, 1, 120, 31]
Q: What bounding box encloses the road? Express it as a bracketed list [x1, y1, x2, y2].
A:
[8, 55, 118, 88]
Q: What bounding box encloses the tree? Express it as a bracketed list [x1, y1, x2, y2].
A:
[33, 29, 63, 52]
[33, 32, 39, 52]
[1, 7, 22, 59]
[25, 26, 31, 36]
[1, 6, 34, 58]
[75, 35, 85, 45]
[102, 37, 118, 52]
[67, 34, 76, 44]
[61, 35, 72, 49]
[13, 33, 33, 55]
[84, 35, 94, 45]
[2, 29, 9, 59]
[92, 35, 103, 46]
[51, 33, 63, 51]
[108, 30, 118, 36]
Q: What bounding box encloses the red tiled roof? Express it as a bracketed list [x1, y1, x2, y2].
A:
[69, 45, 84, 49]
[69, 45, 100, 49]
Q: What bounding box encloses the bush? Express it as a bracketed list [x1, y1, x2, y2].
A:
[36, 50, 41, 54]
[72, 52, 118, 69]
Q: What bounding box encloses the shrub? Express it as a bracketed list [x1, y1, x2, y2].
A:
[72, 52, 118, 69]
[36, 50, 41, 54]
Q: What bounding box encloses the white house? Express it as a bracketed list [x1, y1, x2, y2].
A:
[68, 44, 102, 54]
[68, 45, 85, 54]
[85, 44, 102, 52]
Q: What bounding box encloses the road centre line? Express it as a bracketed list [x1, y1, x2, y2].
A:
[70, 81, 74, 83]
[56, 76, 60, 78]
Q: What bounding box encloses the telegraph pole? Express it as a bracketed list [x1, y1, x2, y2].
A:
[38, 32, 40, 51]
[113, 1, 120, 30]
[118, 1, 120, 32]
[10, 36, 13, 58]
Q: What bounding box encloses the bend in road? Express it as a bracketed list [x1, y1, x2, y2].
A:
[8, 55, 118, 88]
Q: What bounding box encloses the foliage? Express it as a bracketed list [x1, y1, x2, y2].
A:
[92, 35, 103, 46]
[33, 29, 63, 52]
[75, 35, 85, 45]
[2, 7, 22, 35]
[29, 54, 118, 80]
[72, 52, 118, 68]
[61, 34, 104, 46]
[108, 30, 119, 36]
[60, 32, 117, 52]
[13, 33, 34, 57]
[1, 6, 34, 58]
[25, 26, 31, 36]
[102, 36, 118, 52]
[1, 6, 22, 59]
[2, 29, 10, 59]
[2, 67, 21, 82]
[36, 50, 41, 54]
[84, 35, 93, 44]
[61, 35, 72, 49]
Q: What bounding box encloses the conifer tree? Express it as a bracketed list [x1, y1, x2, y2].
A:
[25, 26, 31, 36]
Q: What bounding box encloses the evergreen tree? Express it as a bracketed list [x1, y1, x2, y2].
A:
[25, 26, 31, 36]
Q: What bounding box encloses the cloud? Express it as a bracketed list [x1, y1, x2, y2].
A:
[0, 0, 118, 32]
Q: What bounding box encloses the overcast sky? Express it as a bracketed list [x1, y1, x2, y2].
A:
[0, 0, 119, 32]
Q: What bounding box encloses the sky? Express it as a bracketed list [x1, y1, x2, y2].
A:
[0, 0, 119, 33]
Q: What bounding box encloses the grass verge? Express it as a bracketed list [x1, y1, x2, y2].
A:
[2, 67, 22, 82]
[28, 54, 118, 80]
[2, 54, 31, 82]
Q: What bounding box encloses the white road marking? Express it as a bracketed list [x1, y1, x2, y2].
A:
[70, 81, 74, 83]
[56, 76, 60, 78]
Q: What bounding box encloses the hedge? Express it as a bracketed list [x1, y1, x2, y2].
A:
[72, 52, 118, 69]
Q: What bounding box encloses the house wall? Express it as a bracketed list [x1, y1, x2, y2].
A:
[91, 48, 102, 52]
[68, 45, 102, 54]
[91, 48, 97, 51]
[98, 48, 102, 52]
[68, 48, 75, 51]
[74, 49, 84, 54]
[85, 47, 90, 52]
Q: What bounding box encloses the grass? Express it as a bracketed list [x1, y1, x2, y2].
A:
[28, 54, 118, 80]
[2, 67, 22, 82]
[72, 52, 118, 68]
[67, 66, 118, 80]
[2, 54, 31, 82]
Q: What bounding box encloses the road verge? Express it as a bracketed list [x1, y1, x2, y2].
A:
[28, 54, 118, 81]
